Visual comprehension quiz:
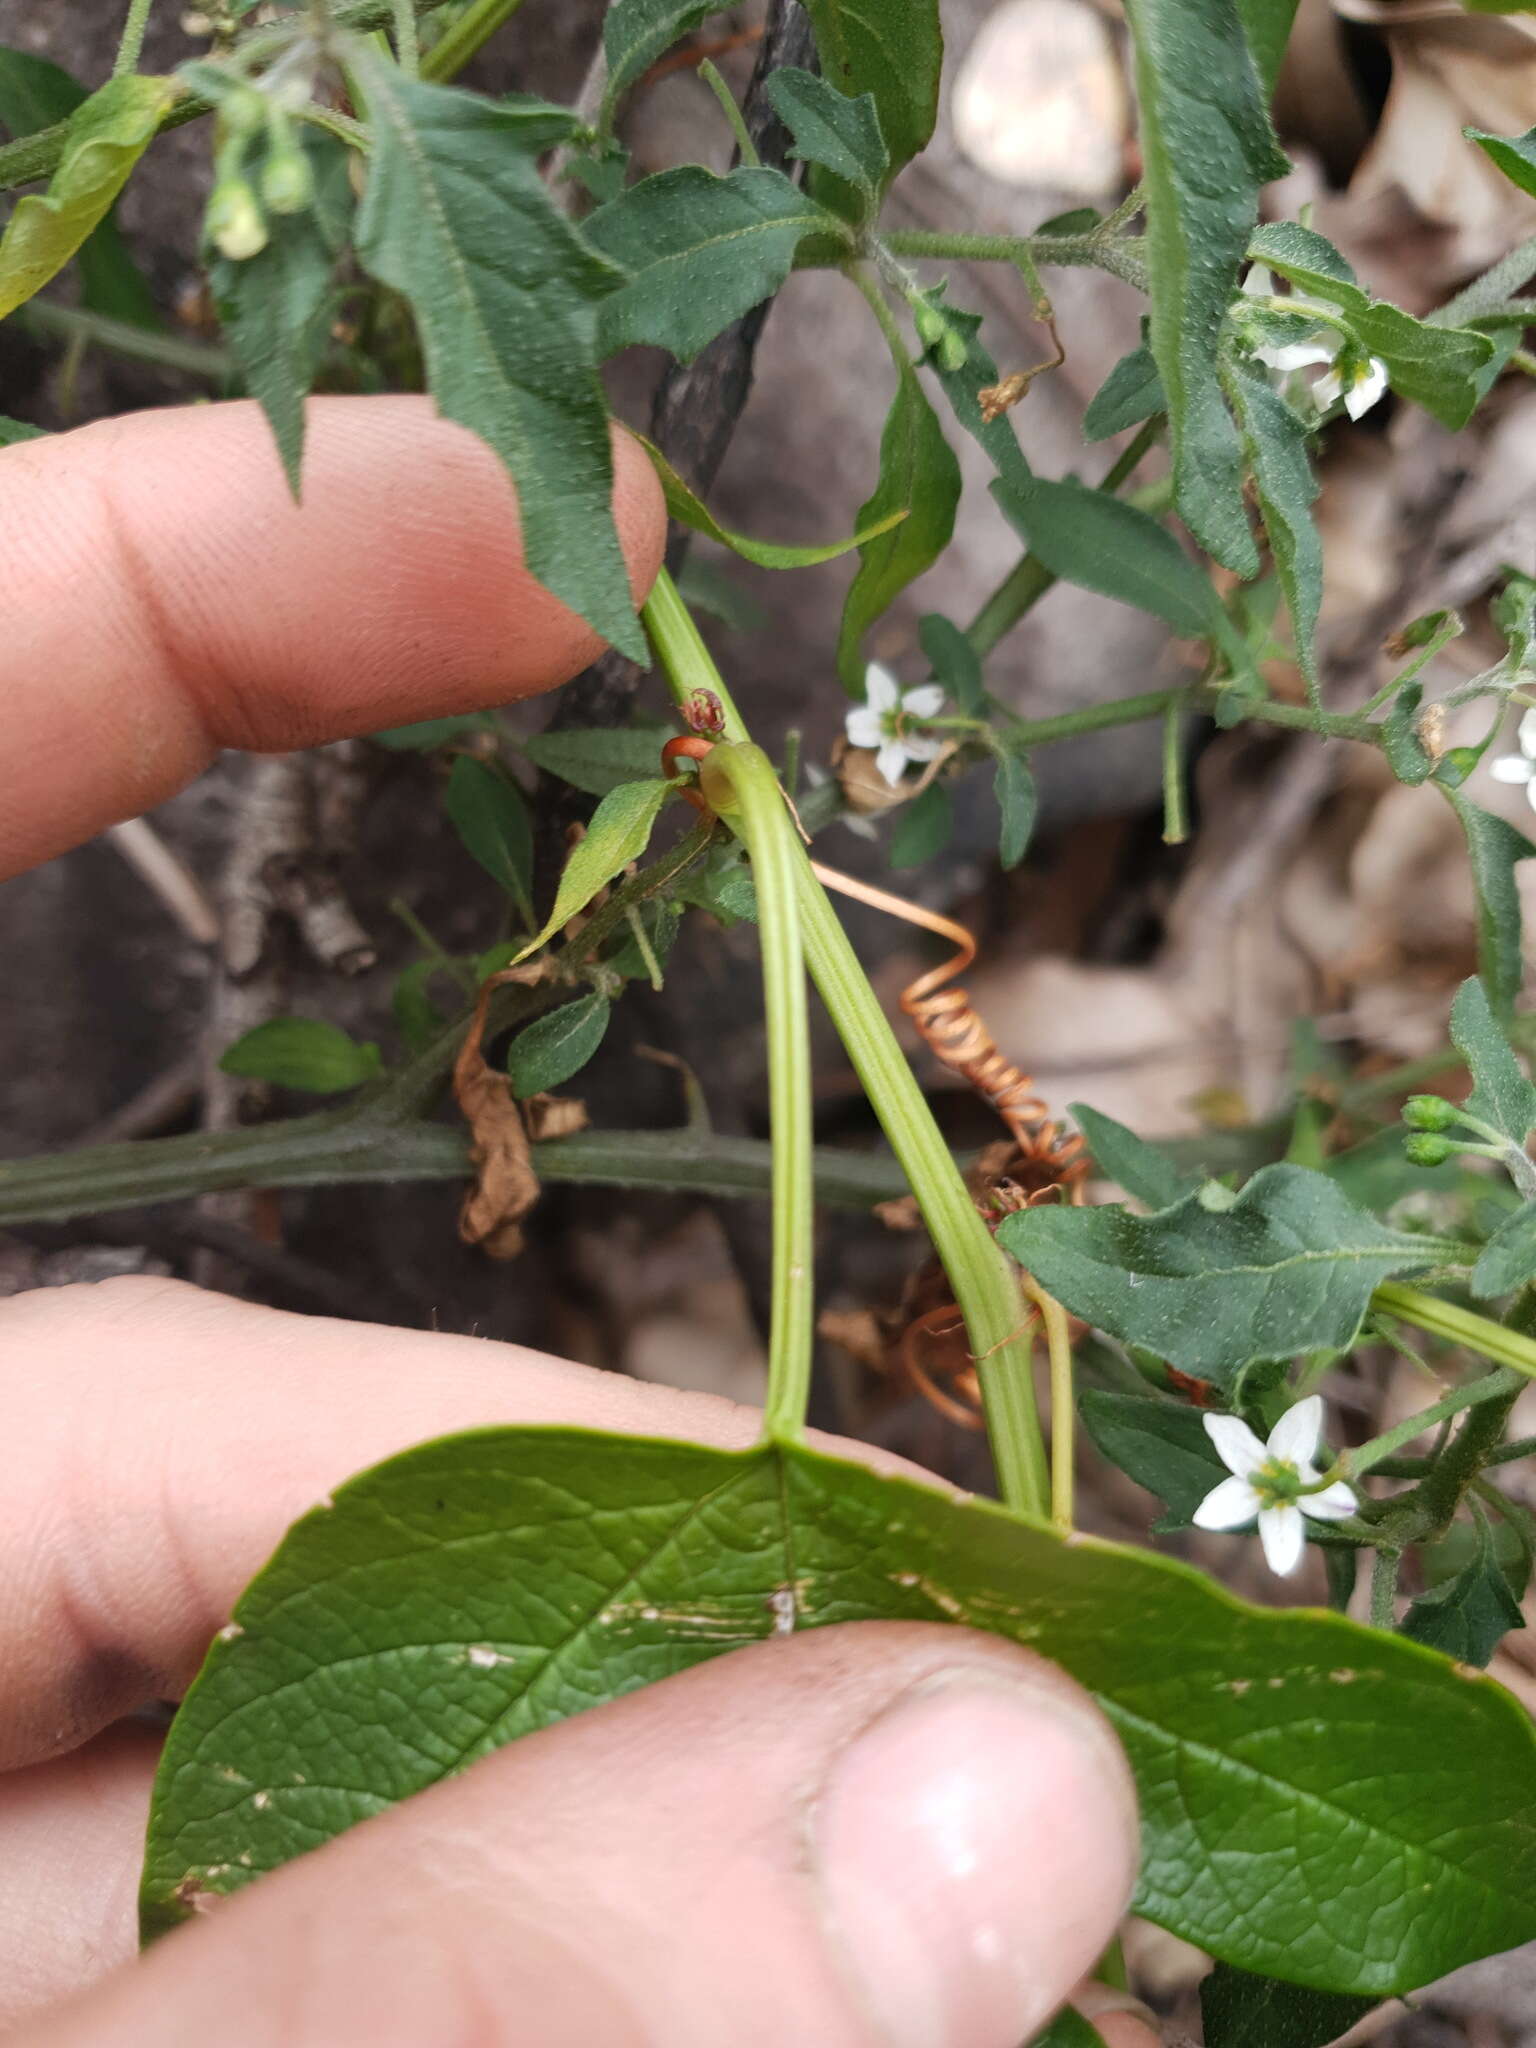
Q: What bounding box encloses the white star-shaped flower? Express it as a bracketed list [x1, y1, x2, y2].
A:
[1489, 707, 1536, 815]
[1193, 1395, 1357, 1577]
[845, 662, 946, 788]
[1315, 352, 1389, 421]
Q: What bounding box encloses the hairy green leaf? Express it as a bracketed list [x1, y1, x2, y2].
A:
[1123, 0, 1284, 572]
[601, 0, 724, 123]
[889, 779, 951, 868]
[919, 612, 985, 716]
[643, 436, 906, 566]
[1451, 975, 1536, 1144]
[1228, 363, 1322, 706]
[1380, 680, 1435, 785]
[994, 476, 1220, 636]
[518, 725, 672, 796]
[800, 0, 941, 176]
[1235, 0, 1301, 94]
[1071, 1102, 1194, 1209]
[444, 756, 534, 921]
[141, 1426, 1536, 1994]
[1078, 1389, 1227, 1525]
[915, 288, 1034, 493]
[1473, 1203, 1536, 1299]
[517, 779, 675, 957]
[1082, 337, 1164, 440]
[765, 65, 887, 211]
[505, 991, 611, 1097]
[836, 360, 961, 690]
[1446, 796, 1533, 1019]
[218, 1017, 382, 1094]
[1200, 1964, 1376, 2048]
[1467, 124, 1536, 202]
[1404, 1514, 1526, 1668]
[999, 1164, 1445, 1382]
[352, 63, 643, 661]
[585, 166, 847, 364]
[993, 746, 1036, 869]
[0, 73, 177, 322]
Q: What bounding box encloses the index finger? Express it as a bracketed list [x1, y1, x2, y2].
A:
[0, 395, 666, 877]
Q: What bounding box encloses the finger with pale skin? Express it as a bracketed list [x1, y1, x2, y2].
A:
[0, 395, 666, 877]
[19, 1625, 1139, 2048]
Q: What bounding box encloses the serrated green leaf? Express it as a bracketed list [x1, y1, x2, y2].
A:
[1078, 1388, 1227, 1524]
[585, 165, 847, 364]
[517, 778, 674, 958]
[1451, 975, 1536, 1144]
[999, 1163, 1445, 1383]
[800, 0, 941, 176]
[993, 475, 1220, 636]
[764, 67, 887, 213]
[835, 360, 961, 691]
[1124, 0, 1284, 573]
[141, 1426, 1536, 1994]
[993, 746, 1036, 869]
[519, 724, 672, 796]
[601, 0, 724, 123]
[352, 63, 643, 662]
[1251, 222, 1494, 429]
[1071, 1102, 1195, 1209]
[1473, 1203, 1536, 1299]
[1200, 1963, 1376, 2048]
[444, 755, 534, 921]
[1082, 336, 1165, 440]
[642, 435, 906, 567]
[505, 991, 610, 1097]
[919, 612, 985, 716]
[1228, 362, 1322, 706]
[889, 778, 951, 868]
[1403, 1512, 1526, 1667]
[218, 1016, 382, 1093]
[1467, 124, 1536, 202]
[1446, 797, 1533, 1019]
[0, 73, 178, 322]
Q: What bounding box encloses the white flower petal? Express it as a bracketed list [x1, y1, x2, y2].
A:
[1241, 264, 1276, 300]
[1314, 366, 1343, 409]
[1192, 1474, 1262, 1531]
[1203, 1411, 1268, 1479]
[864, 662, 900, 714]
[875, 739, 910, 788]
[902, 683, 946, 720]
[1345, 358, 1389, 421]
[1258, 1504, 1307, 1577]
[1489, 754, 1535, 784]
[1257, 341, 1335, 374]
[901, 733, 945, 763]
[1267, 1394, 1324, 1469]
[1520, 707, 1536, 760]
[1299, 1480, 1358, 1523]
[845, 706, 884, 750]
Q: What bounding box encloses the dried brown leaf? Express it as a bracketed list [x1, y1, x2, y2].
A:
[453, 965, 554, 1260]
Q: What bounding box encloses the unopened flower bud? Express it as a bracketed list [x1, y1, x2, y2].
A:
[218, 86, 268, 139]
[1403, 1094, 1457, 1132]
[207, 178, 268, 261]
[1404, 1132, 1456, 1168]
[260, 138, 313, 215]
[683, 688, 726, 738]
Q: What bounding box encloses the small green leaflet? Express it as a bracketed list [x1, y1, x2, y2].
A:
[140, 1426, 1536, 1994]
[505, 991, 611, 1098]
[919, 612, 985, 717]
[1082, 337, 1164, 440]
[352, 64, 644, 662]
[1123, 0, 1285, 574]
[836, 359, 961, 691]
[1200, 1963, 1376, 2048]
[1078, 1389, 1227, 1525]
[585, 166, 848, 364]
[643, 437, 907, 567]
[764, 67, 888, 213]
[1403, 1511, 1526, 1667]
[1467, 125, 1536, 202]
[519, 725, 673, 796]
[444, 756, 534, 923]
[889, 779, 951, 868]
[516, 779, 675, 958]
[1473, 1204, 1536, 1300]
[1450, 975, 1536, 1144]
[992, 746, 1036, 869]
[1446, 795, 1533, 1019]
[999, 1163, 1447, 1383]
[993, 476, 1221, 638]
[218, 1017, 382, 1094]
[0, 74, 178, 322]
[1228, 363, 1322, 707]
[601, 0, 723, 126]
[1251, 222, 1494, 429]
[1071, 1102, 1194, 1210]
[800, 0, 941, 178]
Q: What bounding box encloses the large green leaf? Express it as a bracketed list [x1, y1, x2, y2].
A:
[999, 1164, 1449, 1382]
[141, 1427, 1536, 1995]
[836, 358, 961, 691]
[800, 0, 941, 177]
[1071, 1102, 1194, 1210]
[1122, 0, 1285, 573]
[1200, 1963, 1376, 2048]
[0, 73, 177, 322]
[993, 476, 1221, 637]
[585, 166, 847, 364]
[643, 436, 906, 566]
[352, 64, 644, 661]
[764, 66, 888, 215]
[601, 0, 724, 124]
[1447, 793, 1532, 1019]
[1467, 124, 1536, 202]
[1228, 363, 1322, 706]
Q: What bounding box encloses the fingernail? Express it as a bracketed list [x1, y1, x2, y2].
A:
[815, 1671, 1139, 2048]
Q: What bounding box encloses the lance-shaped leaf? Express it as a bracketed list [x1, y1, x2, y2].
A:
[1228, 362, 1322, 706]
[1236, 0, 1300, 94]
[1467, 124, 1536, 202]
[516, 779, 675, 958]
[142, 1427, 1536, 1995]
[1122, 0, 1285, 573]
[836, 358, 960, 690]
[1446, 793, 1532, 1019]
[218, 1017, 382, 1094]
[998, 1163, 1449, 1382]
[1071, 1102, 1194, 1210]
[1083, 336, 1164, 440]
[1450, 974, 1536, 1144]
[643, 436, 906, 566]
[601, 0, 724, 124]
[992, 745, 1036, 869]
[994, 475, 1221, 637]
[352, 65, 644, 661]
[764, 66, 888, 215]
[505, 991, 610, 1098]
[585, 166, 849, 364]
[1200, 1964, 1376, 2048]
[0, 73, 178, 321]
[800, 0, 941, 177]
[444, 756, 534, 923]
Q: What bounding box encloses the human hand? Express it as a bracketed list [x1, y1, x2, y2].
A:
[0, 398, 1156, 2048]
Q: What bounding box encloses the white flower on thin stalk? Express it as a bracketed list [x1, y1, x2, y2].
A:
[845, 662, 946, 788]
[1315, 353, 1389, 422]
[1489, 707, 1536, 815]
[1193, 1395, 1357, 1578]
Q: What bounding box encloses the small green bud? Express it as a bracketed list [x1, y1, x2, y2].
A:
[207, 178, 268, 262]
[218, 86, 268, 139]
[260, 139, 313, 216]
[1402, 1094, 1458, 1132]
[1404, 1132, 1456, 1168]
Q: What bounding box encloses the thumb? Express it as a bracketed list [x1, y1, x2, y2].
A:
[30, 1623, 1140, 2048]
